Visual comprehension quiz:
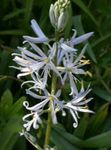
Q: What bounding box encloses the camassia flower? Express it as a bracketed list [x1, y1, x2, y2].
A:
[11, 0, 94, 148]
[57, 30, 94, 64]
[23, 89, 63, 131]
[23, 99, 48, 131]
[23, 19, 48, 43]
[11, 42, 61, 83]
[63, 84, 94, 128]
[11, 15, 94, 136]
[57, 44, 90, 95]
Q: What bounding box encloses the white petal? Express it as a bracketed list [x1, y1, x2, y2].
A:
[17, 72, 31, 78]
[73, 44, 88, 65]
[22, 113, 32, 121]
[70, 109, 78, 128]
[68, 73, 78, 95]
[71, 32, 94, 45]
[49, 4, 56, 28]
[28, 42, 46, 57]
[61, 43, 77, 52]
[26, 90, 46, 99]
[55, 89, 61, 98]
[23, 98, 49, 111]
[23, 36, 48, 43]
[77, 97, 93, 106]
[72, 88, 91, 104]
[50, 101, 57, 124]
[31, 19, 47, 38]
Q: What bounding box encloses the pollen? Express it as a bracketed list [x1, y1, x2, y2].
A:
[44, 58, 49, 63]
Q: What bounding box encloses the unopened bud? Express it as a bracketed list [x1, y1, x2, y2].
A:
[49, 0, 70, 31]
[49, 4, 56, 28]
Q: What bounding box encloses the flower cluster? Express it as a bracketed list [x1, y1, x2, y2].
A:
[11, 0, 94, 134]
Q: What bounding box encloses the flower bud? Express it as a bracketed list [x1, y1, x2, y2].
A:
[49, 0, 70, 32]
[49, 4, 56, 28]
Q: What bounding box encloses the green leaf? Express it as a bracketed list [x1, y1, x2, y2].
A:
[13, 136, 26, 150]
[84, 130, 111, 148]
[87, 103, 109, 136]
[0, 30, 26, 35]
[92, 33, 111, 48]
[71, 0, 99, 27]
[52, 130, 79, 150]
[23, 132, 43, 150]
[0, 134, 19, 150]
[24, 0, 34, 25]
[1, 89, 13, 106]
[0, 90, 13, 116]
[93, 88, 111, 102]
[3, 9, 25, 21]
[0, 115, 22, 150]
[10, 96, 26, 115]
[3, 115, 23, 132]
[73, 15, 97, 63]
[99, 148, 108, 150]
[0, 50, 10, 74]
[52, 124, 83, 149]
[74, 114, 89, 138]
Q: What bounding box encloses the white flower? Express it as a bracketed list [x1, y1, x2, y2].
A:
[57, 30, 94, 64]
[23, 99, 49, 131]
[21, 72, 48, 92]
[57, 38, 77, 64]
[11, 42, 62, 84]
[70, 30, 94, 46]
[23, 19, 48, 43]
[25, 89, 63, 125]
[63, 84, 94, 128]
[57, 44, 89, 95]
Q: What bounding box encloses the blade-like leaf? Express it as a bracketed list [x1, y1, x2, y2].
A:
[10, 96, 26, 115]
[93, 88, 111, 102]
[3, 9, 25, 21]
[71, 0, 98, 27]
[0, 30, 26, 35]
[73, 15, 97, 63]
[84, 131, 111, 148]
[0, 89, 13, 116]
[87, 103, 109, 136]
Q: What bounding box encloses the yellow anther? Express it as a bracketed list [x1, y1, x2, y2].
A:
[83, 105, 88, 109]
[44, 58, 49, 63]
[80, 59, 90, 65]
[85, 71, 92, 77]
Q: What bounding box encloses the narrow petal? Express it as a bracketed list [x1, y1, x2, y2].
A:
[17, 72, 31, 78]
[71, 32, 94, 45]
[61, 43, 77, 52]
[26, 90, 46, 99]
[76, 97, 93, 106]
[23, 36, 48, 44]
[72, 88, 91, 104]
[18, 47, 41, 60]
[31, 19, 47, 38]
[22, 113, 32, 121]
[23, 99, 49, 111]
[70, 109, 78, 128]
[68, 73, 78, 95]
[28, 42, 46, 57]
[50, 101, 57, 124]
[73, 44, 88, 65]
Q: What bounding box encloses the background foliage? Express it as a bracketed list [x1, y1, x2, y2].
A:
[0, 0, 111, 150]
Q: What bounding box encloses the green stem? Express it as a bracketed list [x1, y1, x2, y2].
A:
[44, 72, 57, 149]
[44, 30, 59, 149]
[44, 107, 52, 149]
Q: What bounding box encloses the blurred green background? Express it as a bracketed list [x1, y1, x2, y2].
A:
[0, 0, 111, 150]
